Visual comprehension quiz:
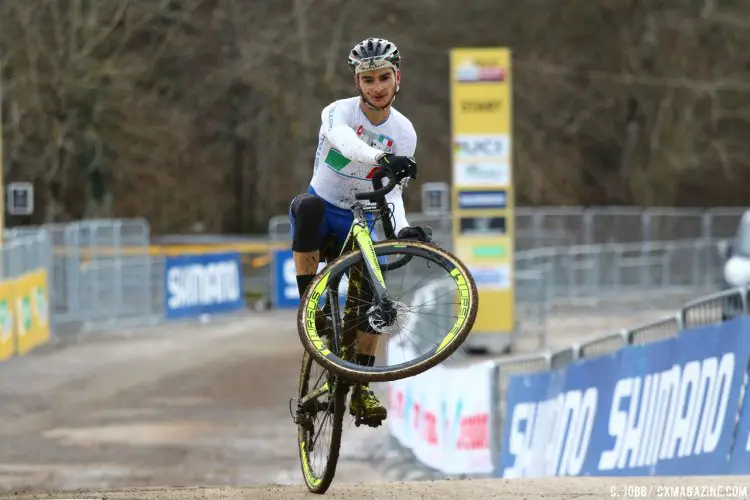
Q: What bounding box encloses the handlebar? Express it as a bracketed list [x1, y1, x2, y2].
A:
[354, 168, 400, 201]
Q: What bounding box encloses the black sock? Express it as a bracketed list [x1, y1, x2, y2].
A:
[297, 274, 316, 297]
[356, 354, 376, 367]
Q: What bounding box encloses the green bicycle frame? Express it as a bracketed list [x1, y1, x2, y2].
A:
[301, 201, 391, 365]
[336, 202, 388, 302]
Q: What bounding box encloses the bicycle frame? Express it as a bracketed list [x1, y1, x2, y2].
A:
[296, 174, 402, 406]
[293, 206, 384, 430]
[335, 201, 388, 302]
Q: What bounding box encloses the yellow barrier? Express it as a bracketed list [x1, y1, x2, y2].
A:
[0, 268, 51, 360]
[0, 280, 13, 361]
[14, 269, 50, 355]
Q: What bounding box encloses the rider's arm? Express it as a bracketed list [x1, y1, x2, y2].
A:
[386, 186, 409, 235]
[322, 102, 382, 165]
[384, 126, 417, 235]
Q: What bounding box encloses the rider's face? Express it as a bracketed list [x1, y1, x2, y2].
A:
[356, 68, 399, 108]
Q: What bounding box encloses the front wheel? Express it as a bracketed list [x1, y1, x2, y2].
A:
[297, 240, 479, 383]
[296, 350, 347, 494]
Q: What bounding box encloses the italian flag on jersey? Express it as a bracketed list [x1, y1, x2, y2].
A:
[325, 127, 394, 171]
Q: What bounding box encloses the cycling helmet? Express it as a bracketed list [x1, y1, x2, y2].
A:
[348, 37, 401, 75]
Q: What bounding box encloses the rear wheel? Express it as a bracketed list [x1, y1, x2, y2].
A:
[296, 349, 347, 494]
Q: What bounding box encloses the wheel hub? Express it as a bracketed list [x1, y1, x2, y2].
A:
[367, 297, 410, 334]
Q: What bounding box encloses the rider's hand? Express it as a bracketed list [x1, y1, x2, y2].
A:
[376, 153, 417, 181]
[398, 226, 432, 243]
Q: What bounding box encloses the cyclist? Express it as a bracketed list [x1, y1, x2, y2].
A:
[288, 37, 430, 425]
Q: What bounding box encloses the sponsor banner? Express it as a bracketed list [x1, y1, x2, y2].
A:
[14, 269, 50, 355]
[450, 46, 514, 334]
[498, 316, 750, 478]
[0, 268, 51, 361]
[460, 216, 506, 236]
[454, 161, 510, 187]
[469, 264, 511, 291]
[271, 249, 348, 309]
[0, 280, 14, 361]
[453, 135, 510, 160]
[472, 244, 506, 258]
[272, 249, 303, 309]
[455, 235, 510, 261]
[164, 252, 245, 320]
[455, 58, 508, 84]
[387, 337, 495, 475]
[457, 190, 507, 210]
[460, 100, 504, 113]
[729, 363, 750, 473]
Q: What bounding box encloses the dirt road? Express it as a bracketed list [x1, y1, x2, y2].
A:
[4, 476, 750, 499]
[4, 309, 743, 499]
[0, 311, 386, 492]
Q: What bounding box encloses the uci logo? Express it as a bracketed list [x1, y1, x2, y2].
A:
[453, 135, 507, 157]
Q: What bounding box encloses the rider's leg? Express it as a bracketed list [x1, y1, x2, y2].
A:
[289, 193, 326, 297]
[355, 277, 380, 366]
[351, 326, 387, 421]
[350, 218, 387, 421]
[355, 214, 383, 366]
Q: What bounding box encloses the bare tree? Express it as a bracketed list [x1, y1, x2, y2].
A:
[3, 0, 750, 232]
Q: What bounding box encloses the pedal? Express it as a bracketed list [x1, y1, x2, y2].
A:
[354, 415, 386, 428]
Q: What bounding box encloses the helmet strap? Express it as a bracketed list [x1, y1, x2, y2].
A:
[360, 91, 396, 111]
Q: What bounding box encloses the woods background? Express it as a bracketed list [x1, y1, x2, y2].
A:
[1, 0, 749, 234]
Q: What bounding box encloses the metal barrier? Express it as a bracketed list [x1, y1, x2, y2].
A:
[681, 288, 747, 329]
[5, 219, 161, 335]
[515, 239, 723, 303]
[268, 207, 731, 338]
[0, 231, 53, 280]
[627, 315, 681, 345]
[578, 330, 628, 358]
[269, 206, 747, 251]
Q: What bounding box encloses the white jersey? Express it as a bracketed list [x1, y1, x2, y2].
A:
[309, 96, 417, 235]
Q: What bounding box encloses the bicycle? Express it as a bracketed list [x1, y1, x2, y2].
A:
[289, 169, 479, 494]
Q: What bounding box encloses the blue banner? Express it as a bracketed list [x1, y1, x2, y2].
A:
[271, 249, 300, 309]
[498, 316, 750, 478]
[729, 380, 750, 474]
[164, 252, 245, 320]
[271, 248, 348, 310]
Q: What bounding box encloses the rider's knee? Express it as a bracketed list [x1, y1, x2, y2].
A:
[291, 194, 325, 253]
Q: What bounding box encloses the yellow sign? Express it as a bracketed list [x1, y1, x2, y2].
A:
[450, 47, 514, 334]
[0, 268, 51, 361]
[14, 269, 50, 355]
[0, 280, 13, 361]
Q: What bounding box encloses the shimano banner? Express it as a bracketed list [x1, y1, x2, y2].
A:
[271, 248, 348, 309]
[164, 252, 245, 320]
[271, 249, 301, 309]
[498, 316, 750, 478]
